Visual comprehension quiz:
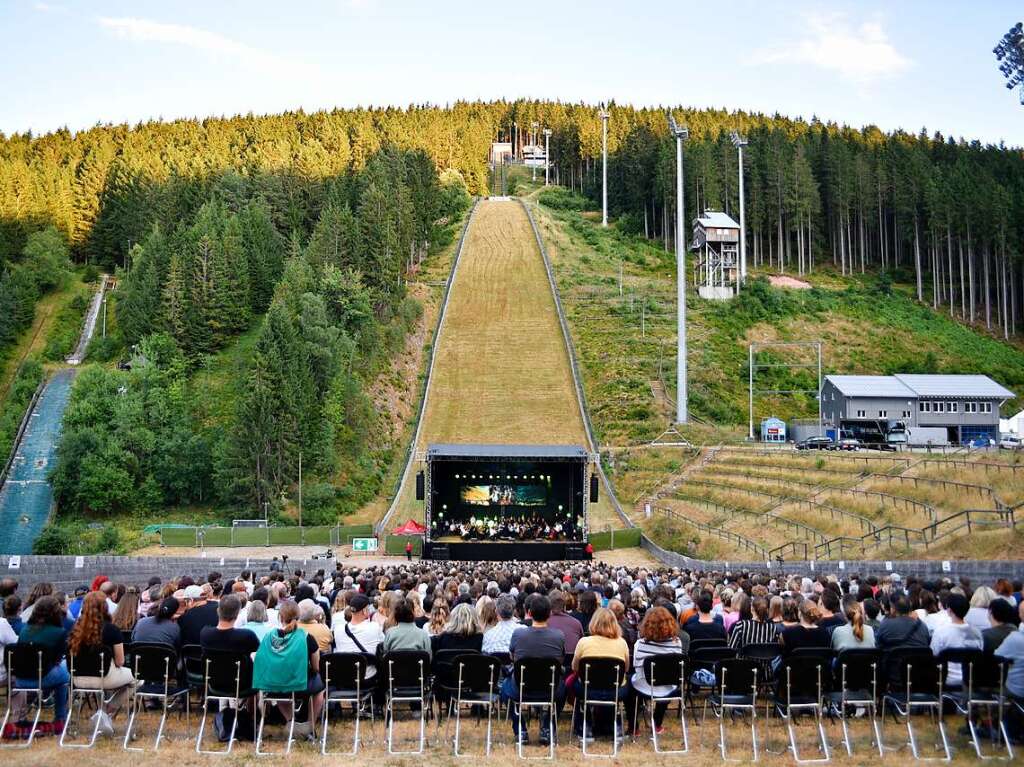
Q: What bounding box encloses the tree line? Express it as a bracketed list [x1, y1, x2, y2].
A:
[4, 101, 1020, 342]
[541, 106, 1024, 340]
[45, 146, 469, 539]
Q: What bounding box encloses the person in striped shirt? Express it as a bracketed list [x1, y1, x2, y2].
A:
[729, 596, 778, 650]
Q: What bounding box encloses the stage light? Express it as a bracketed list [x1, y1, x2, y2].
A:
[558, 505, 564, 511]
[454, 474, 460, 479]
[442, 504, 447, 510]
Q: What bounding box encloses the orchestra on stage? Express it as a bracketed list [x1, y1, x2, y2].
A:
[434, 512, 581, 542]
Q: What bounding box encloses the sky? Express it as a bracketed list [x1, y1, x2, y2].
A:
[1, 1, 1021, 145]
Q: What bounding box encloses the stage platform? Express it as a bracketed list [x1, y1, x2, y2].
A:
[422, 540, 590, 561]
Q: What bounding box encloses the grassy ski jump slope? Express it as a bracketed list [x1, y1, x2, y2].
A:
[391, 199, 617, 526]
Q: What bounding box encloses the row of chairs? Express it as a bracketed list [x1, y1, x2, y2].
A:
[2, 641, 1020, 760]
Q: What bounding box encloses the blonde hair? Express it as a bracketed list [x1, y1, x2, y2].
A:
[970, 586, 997, 609]
[477, 599, 498, 632]
[588, 607, 621, 639]
[444, 603, 481, 636]
[428, 599, 450, 635]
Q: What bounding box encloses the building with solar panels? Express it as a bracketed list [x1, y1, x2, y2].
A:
[820, 374, 1016, 446]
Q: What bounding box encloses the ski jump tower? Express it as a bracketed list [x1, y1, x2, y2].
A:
[691, 210, 740, 299]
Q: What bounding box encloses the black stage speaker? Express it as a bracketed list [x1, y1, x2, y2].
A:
[590, 474, 599, 502]
[415, 471, 424, 500]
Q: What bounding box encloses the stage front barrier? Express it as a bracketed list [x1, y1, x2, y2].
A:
[158, 524, 374, 548]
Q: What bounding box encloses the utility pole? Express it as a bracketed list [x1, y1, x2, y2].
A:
[513, 121, 518, 160]
[748, 345, 755, 440]
[543, 128, 552, 186]
[532, 121, 539, 181]
[599, 106, 609, 227]
[668, 113, 689, 424]
[731, 132, 749, 287]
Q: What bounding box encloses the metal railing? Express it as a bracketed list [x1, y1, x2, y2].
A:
[377, 201, 478, 534]
[656, 507, 768, 559]
[521, 199, 630, 528]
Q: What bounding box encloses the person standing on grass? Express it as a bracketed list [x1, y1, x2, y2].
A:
[406, 540, 413, 561]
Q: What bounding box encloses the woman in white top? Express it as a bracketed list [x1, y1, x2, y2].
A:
[965, 587, 997, 633]
[831, 600, 875, 651]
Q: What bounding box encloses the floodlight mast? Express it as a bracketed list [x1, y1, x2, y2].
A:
[532, 121, 539, 180]
[599, 107, 609, 227]
[668, 113, 689, 425]
[543, 128, 552, 186]
[993, 22, 1024, 104]
[731, 132, 749, 287]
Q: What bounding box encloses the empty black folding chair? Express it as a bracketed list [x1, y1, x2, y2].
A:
[319, 652, 376, 755]
[124, 643, 189, 751]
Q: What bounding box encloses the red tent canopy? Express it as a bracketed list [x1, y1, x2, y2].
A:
[392, 519, 427, 535]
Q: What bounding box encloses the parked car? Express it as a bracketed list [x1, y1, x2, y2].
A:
[1000, 434, 1024, 450]
[837, 437, 862, 451]
[796, 436, 833, 451]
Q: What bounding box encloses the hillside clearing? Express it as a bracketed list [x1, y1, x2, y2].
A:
[389, 199, 618, 527]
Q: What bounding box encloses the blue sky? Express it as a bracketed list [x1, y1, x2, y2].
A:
[1, 1, 1020, 145]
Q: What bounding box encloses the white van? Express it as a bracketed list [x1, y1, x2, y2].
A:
[999, 434, 1024, 450]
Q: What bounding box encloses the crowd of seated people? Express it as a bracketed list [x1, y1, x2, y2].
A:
[438, 513, 580, 541]
[0, 563, 1021, 748]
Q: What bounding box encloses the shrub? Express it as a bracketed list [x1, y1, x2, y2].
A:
[538, 188, 593, 211]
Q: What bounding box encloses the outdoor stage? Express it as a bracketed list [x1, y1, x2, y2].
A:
[420, 443, 595, 561]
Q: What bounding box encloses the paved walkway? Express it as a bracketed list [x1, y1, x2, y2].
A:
[0, 368, 76, 553]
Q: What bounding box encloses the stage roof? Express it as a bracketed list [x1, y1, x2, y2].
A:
[427, 443, 588, 460]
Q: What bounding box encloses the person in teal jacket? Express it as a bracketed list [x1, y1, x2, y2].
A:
[253, 601, 325, 736]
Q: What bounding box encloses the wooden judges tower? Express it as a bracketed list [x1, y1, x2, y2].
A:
[691, 210, 740, 299]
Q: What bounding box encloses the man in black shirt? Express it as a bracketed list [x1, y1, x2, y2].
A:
[200, 595, 260, 655]
[179, 584, 220, 647]
[682, 591, 726, 643]
[876, 593, 930, 651]
[817, 590, 847, 633]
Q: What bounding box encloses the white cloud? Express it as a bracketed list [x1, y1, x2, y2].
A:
[748, 13, 912, 83]
[97, 16, 311, 78]
[33, 2, 53, 11]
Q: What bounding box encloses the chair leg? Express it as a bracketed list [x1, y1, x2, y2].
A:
[255, 696, 269, 756]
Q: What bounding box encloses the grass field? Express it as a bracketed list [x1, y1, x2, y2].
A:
[389, 199, 619, 528]
[6, 702, 988, 767]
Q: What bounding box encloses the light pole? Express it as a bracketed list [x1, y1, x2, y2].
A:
[994, 22, 1024, 103]
[668, 113, 689, 424]
[543, 128, 552, 186]
[513, 121, 518, 161]
[731, 132, 748, 287]
[599, 107, 609, 227]
[531, 121, 539, 181]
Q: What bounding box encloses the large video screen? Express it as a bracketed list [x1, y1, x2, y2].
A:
[460, 484, 547, 507]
